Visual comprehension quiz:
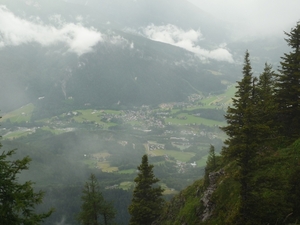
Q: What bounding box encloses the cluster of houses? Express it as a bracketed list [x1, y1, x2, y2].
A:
[175, 160, 197, 173]
[147, 142, 165, 151]
[188, 94, 203, 103]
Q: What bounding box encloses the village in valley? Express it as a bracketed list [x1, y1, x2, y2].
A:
[0, 88, 234, 192]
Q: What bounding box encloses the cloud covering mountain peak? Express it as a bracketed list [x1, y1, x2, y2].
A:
[141, 24, 233, 63]
[0, 5, 102, 55]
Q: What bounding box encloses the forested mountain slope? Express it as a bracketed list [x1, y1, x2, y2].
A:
[154, 21, 300, 225]
[154, 139, 300, 225]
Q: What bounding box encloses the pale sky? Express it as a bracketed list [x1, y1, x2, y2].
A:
[1, 0, 298, 61]
[187, 0, 300, 39]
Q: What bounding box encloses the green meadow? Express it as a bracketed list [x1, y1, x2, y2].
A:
[148, 149, 195, 162]
[97, 162, 118, 172]
[3, 128, 35, 140]
[200, 85, 236, 108]
[119, 181, 134, 190]
[2, 103, 34, 123]
[67, 109, 121, 128]
[165, 113, 226, 126]
[161, 183, 179, 195]
[196, 155, 209, 167]
[118, 169, 136, 174]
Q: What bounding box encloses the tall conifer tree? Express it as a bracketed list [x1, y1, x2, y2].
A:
[275, 21, 300, 143]
[221, 51, 263, 224]
[0, 149, 53, 224]
[221, 51, 254, 161]
[255, 63, 277, 151]
[128, 154, 164, 225]
[77, 174, 115, 225]
[207, 145, 216, 171]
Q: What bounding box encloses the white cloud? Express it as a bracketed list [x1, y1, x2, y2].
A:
[0, 5, 103, 55]
[142, 24, 233, 63]
[187, 0, 300, 39]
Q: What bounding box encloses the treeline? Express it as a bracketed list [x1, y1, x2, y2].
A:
[220, 21, 300, 224]
[155, 21, 300, 225]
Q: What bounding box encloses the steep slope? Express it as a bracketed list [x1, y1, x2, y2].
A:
[154, 139, 300, 224]
[0, 0, 288, 117]
[0, 0, 238, 115]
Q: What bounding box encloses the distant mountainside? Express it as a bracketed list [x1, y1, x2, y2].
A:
[0, 0, 287, 116]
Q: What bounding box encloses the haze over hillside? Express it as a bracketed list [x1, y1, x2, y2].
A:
[0, 0, 294, 113]
[1, 1, 300, 224]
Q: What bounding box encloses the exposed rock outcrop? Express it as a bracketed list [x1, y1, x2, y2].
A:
[200, 169, 225, 221]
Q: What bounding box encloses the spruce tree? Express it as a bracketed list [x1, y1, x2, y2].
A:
[128, 154, 164, 225]
[255, 63, 277, 151]
[207, 144, 216, 171]
[275, 21, 300, 143]
[204, 145, 217, 188]
[0, 149, 53, 224]
[221, 51, 255, 161]
[221, 51, 264, 224]
[77, 173, 115, 225]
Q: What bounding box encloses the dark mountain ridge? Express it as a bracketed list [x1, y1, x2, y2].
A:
[0, 0, 238, 115]
[0, 0, 289, 116]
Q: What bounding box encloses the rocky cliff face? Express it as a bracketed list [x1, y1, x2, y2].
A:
[200, 169, 225, 221]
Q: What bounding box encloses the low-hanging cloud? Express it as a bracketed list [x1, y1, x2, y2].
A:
[142, 24, 234, 63]
[0, 5, 102, 55]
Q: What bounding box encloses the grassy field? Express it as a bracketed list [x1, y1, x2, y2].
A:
[74, 109, 103, 123]
[3, 128, 35, 140]
[196, 155, 209, 167]
[93, 152, 111, 159]
[165, 113, 226, 127]
[200, 85, 236, 108]
[41, 126, 74, 135]
[67, 109, 119, 128]
[118, 169, 136, 174]
[119, 181, 134, 190]
[97, 162, 118, 172]
[83, 152, 118, 172]
[101, 110, 122, 115]
[148, 149, 195, 162]
[93, 153, 120, 172]
[161, 183, 179, 195]
[2, 103, 34, 123]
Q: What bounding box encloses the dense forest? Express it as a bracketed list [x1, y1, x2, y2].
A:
[154, 21, 300, 225]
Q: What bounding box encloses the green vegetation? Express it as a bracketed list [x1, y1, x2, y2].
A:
[128, 155, 164, 225]
[1, 103, 34, 123]
[119, 181, 134, 190]
[165, 113, 225, 126]
[0, 149, 53, 224]
[2, 128, 35, 140]
[153, 179, 204, 225]
[77, 174, 116, 225]
[97, 162, 119, 173]
[275, 21, 300, 143]
[195, 156, 208, 167]
[155, 21, 300, 225]
[199, 85, 236, 108]
[118, 169, 136, 174]
[3, 19, 298, 225]
[148, 149, 195, 162]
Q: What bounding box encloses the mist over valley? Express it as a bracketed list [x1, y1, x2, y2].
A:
[0, 0, 299, 224]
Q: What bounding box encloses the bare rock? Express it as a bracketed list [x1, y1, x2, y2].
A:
[200, 169, 225, 221]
